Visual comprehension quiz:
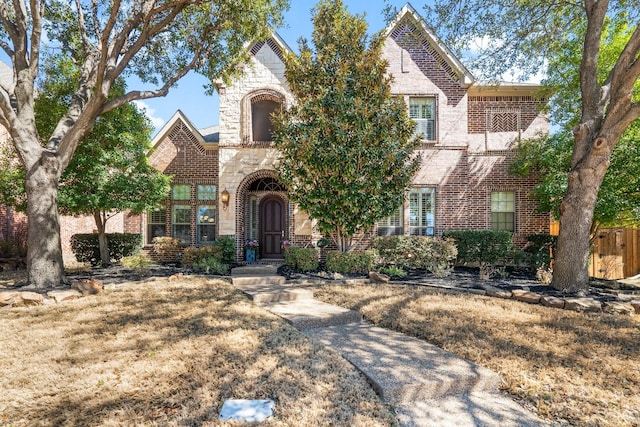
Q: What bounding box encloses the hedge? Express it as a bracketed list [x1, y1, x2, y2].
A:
[373, 235, 457, 277]
[71, 233, 142, 265]
[325, 250, 376, 274]
[284, 247, 319, 272]
[442, 230, 512, 278]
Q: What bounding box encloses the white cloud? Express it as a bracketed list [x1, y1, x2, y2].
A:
[133, 100, 165, 129]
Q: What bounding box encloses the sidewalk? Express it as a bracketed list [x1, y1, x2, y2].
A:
[231, 265, 548, 427]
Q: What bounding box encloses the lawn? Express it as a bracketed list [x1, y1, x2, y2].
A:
[315, 283, 640, 427]
[0, 276, 395, 426]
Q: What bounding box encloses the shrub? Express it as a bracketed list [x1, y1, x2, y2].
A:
[442, 230, 513, 279]
[121, 254, 153, 274]
[522, 233, 557, 269]
[373, 236, 457, 277]
[193, 258, 229, 275]
[71, 233, 142, 266]
[325, 250, 376, 274]
[284, 247, 319, 272]
[182, 246, 223, 268]
[378, 265, 406, 278]
[213, 236, 236, 263]
[151, 237, 183, 264]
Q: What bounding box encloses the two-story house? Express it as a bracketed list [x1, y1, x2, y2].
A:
[134, 3, 549, 262]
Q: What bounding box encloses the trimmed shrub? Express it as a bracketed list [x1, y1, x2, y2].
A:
[182, 246, 223, 268]
[522, 233, 557, 269]
[442, 230, 513, 279]
[151, 237, 182, 264]
[325, 250, 376, 274]
[213, 236, 236, 264]
[373, 236, 457, 277]
[284, 247, 319, 272]
[71, 233, 142, 265]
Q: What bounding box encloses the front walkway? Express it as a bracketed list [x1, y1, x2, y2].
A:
[231, 265, 548, 427]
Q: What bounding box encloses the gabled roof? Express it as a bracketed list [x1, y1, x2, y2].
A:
[384, 3, 475, 87]
[150, 110, 216, 150]
[248, 30, 294, 62]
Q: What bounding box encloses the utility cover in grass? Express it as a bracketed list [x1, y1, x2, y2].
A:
[219, 399, 275, 422]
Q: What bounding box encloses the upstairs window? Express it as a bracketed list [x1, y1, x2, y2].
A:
[409, 97, 436, 141]
[252, 99, 279, 142]
[172, 184, 191, 201]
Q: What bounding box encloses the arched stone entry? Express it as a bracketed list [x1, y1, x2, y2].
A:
[236, 170, 288, 261]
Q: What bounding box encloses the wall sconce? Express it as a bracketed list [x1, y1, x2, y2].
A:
[221, 188, 230, 210]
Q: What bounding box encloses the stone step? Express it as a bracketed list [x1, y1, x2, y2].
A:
[262, 299, 362, 330]
[231, 275, 285, 287]
[305, 322, 500, 405]
[231, 265, 279, 276]
[234, 282, 314, 305]
[394, 392, 548, 427]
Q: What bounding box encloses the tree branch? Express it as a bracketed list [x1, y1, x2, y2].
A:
[580, 0, 609, 120]
[28, 0, 44, 78]
[74, 0, 92, 53]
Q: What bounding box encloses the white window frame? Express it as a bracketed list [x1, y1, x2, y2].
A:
[377, 206, 403, 236]
[409, 187, 435, 236]
[491, 191, 515, 232]
[196, 205, 216, 244]
[172, 205, 191, 244]
[409, 97, 436, 141]
[147, 208, 166, 244]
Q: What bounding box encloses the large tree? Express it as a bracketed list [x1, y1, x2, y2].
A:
[415, 0, 640, 292]
[272, 0, 421, 252]
[0, 0, 287, 289]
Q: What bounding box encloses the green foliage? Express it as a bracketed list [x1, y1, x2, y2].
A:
[378, 265, 406, 278]
[521, 234, 557, 270]
[192, 258, 229, 275]
[182, 246, 224, 268]
[284, 247, 319, 272]
[442, 230, 513, 279]
[121, 254, 153, 274]
[213, 237, 236, 264]
[71, 233, 142, 266]
[272, 0, 421, 252]
[373, 236, 457, 277]
[325, 250, 376, 274]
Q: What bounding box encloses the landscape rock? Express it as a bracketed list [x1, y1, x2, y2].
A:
[628, 300, 640, 315]
[511, 289, 541, 304]
[480, 284, 512, 299]
[0, 291, 21, 306]
[20, 291, 45, 306]
[603, 301, 635, 316]
[540, 295, 565, 309]
[71, 278, 104, 295]
[48, 289, 82, 303]
[564, 297, 602, 313]
[369, 271, 390, 284]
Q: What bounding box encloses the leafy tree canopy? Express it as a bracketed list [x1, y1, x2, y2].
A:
[273, 0, 421, 251]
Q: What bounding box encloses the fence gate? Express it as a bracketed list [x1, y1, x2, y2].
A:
[590, 228, 640, 280]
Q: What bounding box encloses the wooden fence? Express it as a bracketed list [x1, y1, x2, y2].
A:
[549, 222, 640, 280]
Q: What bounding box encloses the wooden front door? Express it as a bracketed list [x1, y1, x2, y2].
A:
[260, 196, 285, 258]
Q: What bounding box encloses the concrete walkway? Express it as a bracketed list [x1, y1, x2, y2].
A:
[231, 265, 548, 427]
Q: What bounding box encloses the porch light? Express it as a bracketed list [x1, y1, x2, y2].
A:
[221, 188, 230, 210]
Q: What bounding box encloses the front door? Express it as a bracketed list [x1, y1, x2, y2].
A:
[260, 196, 285, 258]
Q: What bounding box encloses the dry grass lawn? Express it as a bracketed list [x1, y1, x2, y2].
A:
[315, 284, 640, 427]
[0, 276, 395, 426]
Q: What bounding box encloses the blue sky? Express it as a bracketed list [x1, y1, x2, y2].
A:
[137, 1, 414, 135]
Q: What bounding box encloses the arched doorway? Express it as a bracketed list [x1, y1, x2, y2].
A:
[260, 196, 285, 259]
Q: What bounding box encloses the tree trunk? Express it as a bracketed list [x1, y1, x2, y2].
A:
[93, 210, 110, 266]
[26, 153, 65, 289]
[552, 133, 610, 293]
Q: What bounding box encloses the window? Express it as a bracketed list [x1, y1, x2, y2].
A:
[197, 205, 216, 244]
[198, 185, 216, 201]
[377, 206, 403, 236]
[252, 99, 279, 141]
[409, 97, 436, 141]
[410, 188, 435, 236]
[491, 192, 515, 231]
[147, 208, 166, 244]
[172, 184, 191, 200]
[172, 205, 191, 244]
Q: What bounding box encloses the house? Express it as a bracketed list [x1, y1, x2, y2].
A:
[0, 4, 550, 263]
[134, 3, 549, 262]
